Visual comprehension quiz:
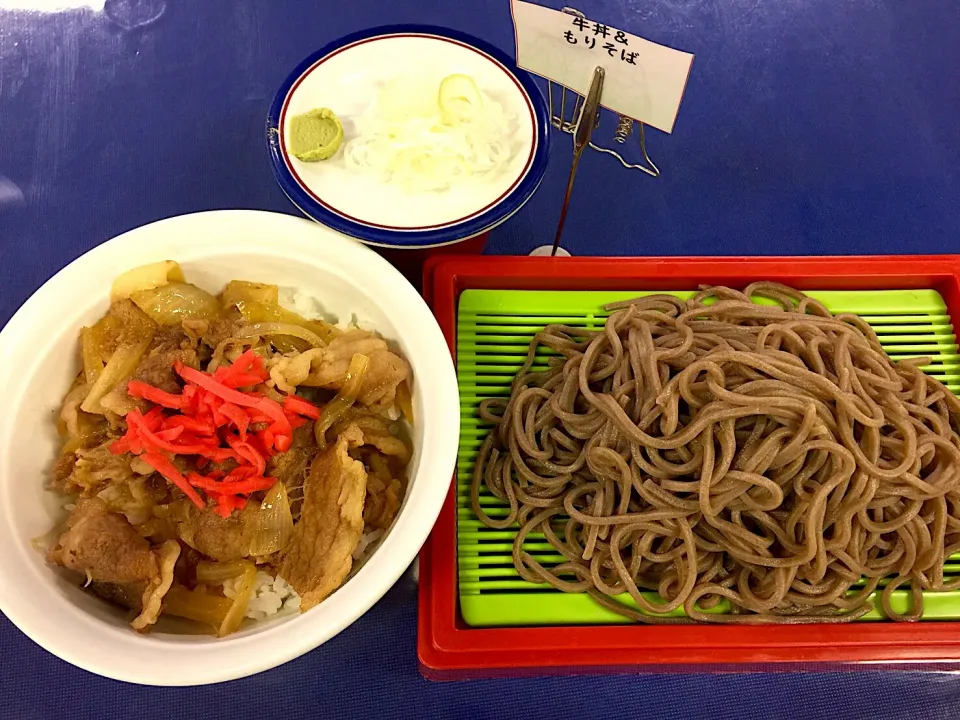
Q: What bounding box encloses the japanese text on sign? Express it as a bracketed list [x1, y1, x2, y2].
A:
[510, 0, 694, 133]
[564, 18, 634, 63]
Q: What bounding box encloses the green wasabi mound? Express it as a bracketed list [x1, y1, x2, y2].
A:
[288, 108, 343, 162]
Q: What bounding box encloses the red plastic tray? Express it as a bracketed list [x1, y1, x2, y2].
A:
[418, 254, 960, 680]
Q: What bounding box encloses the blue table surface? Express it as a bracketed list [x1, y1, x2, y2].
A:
[1, 0, 959, 717]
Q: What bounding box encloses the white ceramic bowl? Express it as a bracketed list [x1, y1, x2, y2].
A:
[0, 210, 460, 685]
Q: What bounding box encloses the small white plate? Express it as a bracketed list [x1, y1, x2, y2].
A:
[268, 25, 550, 248]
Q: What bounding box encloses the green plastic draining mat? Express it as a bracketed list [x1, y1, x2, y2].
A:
[456, 289, 960, 627]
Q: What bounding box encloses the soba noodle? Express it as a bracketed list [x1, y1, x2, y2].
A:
[471, 283, 960, 623]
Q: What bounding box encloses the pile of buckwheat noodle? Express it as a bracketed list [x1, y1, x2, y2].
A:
[471, 283, 960, 624]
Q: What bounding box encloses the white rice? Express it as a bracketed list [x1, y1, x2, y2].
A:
[223, 572, 301, 621]
[353, 528, 385, 561]
[222, 530, 385, 621]
[278, 287, 326, 321]
[278, 287, 369, 332]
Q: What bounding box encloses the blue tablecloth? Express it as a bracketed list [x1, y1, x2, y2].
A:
[1, 1, 959, 717]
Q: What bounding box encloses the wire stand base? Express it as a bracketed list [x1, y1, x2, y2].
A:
[530, 245, 572, 257]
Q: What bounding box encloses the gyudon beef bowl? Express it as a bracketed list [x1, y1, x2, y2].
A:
[0, 210, 459, 685]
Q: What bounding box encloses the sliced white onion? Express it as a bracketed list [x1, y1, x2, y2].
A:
[343, 75, 514, 193]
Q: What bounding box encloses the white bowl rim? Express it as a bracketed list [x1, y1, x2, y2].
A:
[0, 209, 460, 685]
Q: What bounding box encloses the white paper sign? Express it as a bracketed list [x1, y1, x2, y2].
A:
[510, 0, 694, 133]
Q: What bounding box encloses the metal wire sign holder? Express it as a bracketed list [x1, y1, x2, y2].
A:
[530, 6, 662, 257]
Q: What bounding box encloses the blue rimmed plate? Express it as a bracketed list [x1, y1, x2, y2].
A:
[267, 24, 550, 248]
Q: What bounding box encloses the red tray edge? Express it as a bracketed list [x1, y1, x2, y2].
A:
[418, 254, 960, 680]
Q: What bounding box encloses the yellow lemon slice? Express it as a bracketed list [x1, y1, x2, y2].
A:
[438, 73, 483, 125]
